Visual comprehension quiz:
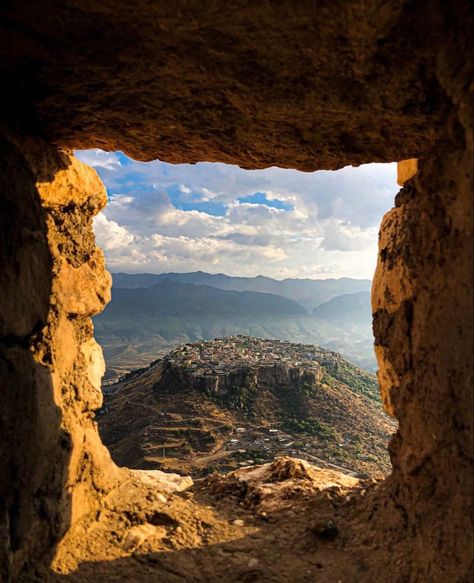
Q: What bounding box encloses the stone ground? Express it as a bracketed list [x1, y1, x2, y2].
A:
[28, 458, 414, 583]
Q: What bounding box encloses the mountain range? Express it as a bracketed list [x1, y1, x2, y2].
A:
[94, 272, 375, 381]
[112, 271, 371, 311]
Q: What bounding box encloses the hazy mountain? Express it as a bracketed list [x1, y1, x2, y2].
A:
[111, 271, 371, 310]
[313, 291, 372, 327]
[106, 280, 307, 318]
[94, 280, 377, 381]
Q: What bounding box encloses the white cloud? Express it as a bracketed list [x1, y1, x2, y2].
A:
[75, 149, 399, 279]
[320, 220, 378, 252]
[107, 195, 134, 209]
[93, 213, 134, 251]
[76, 149, 122, 171]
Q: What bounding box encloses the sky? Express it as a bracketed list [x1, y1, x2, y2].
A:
[75, 149, 399, 280]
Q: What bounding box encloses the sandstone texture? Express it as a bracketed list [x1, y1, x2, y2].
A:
[206, 457, 360, 513]
[0, 133, 119, 580]
[0, 0, 472, 581]
[0, 134, 193, 581]
[397, 158, 418, 185]
[0, 0, 466, 170]
[42, 457, 391, 583]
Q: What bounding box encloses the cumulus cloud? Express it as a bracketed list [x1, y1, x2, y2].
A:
[76, 149, 399, 279]
[94, 213, 134, 250]
[319, 220, 378, 252]
[76, 149, 122, 171]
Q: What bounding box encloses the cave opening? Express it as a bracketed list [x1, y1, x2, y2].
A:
[0, 2, 471, 581]
[0, 125, 471, 583]
[73, 148, 400, 483]
[2, 116, 471, 582]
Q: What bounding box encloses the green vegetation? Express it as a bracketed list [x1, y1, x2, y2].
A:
[322, 361, 380, 401]
[221, 384, 259, 416]
[301, 381, 317, 397]
[283, 416, 336, 440]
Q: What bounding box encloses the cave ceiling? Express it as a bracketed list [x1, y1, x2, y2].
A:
[0, 0, 468, 170]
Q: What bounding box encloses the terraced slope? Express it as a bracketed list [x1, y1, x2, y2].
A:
[99, 338, 396, 478]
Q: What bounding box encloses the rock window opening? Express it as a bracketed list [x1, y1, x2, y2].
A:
[75, 149, 402, 485]
[0, 4, 471, 578]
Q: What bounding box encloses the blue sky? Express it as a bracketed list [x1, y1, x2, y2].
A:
[75, 149, 399, 279]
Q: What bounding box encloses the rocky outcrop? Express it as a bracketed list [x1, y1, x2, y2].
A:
[161, 360, 321, 402]
[0, 133, 117, 580]
[371, 25, 473, 575]
[0, 134, 193, 581]
[100, 348, 394, 478]
[372, 149, 473, 577]
[206, 457, 360, 513]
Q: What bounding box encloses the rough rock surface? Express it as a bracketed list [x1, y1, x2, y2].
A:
[0, 133, 119, 581]
[0, 134, 193, 581]
[38, 457, 405, 583]
[372, 139, 474, 576]
[0, 1, 472, 581]
[37, 456, 447, 583]
[371, 13, 473, 576]
[206, 457, 360, 513]
[0, 1, 469, 170]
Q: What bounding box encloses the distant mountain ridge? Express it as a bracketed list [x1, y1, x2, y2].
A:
[95, 275, 376, 381]
[112, 271, 371, 310]
[313, 291, 372, 325]
[107, 280, 307, 317]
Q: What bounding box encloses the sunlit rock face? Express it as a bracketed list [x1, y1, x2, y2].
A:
[372, 126, 473, 577]
[0, 136, 196, 581]
[396, 159, 418, 186]
[0, 0, 472, 581]
[0, 134, 119, 581]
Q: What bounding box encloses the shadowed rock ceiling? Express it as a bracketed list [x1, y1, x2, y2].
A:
[1, 0, 468, 170]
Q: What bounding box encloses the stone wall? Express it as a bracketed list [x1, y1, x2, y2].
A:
[0, 132, 119, 581]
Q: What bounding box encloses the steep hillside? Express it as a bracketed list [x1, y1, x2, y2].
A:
[112, 271, 371, 310]
[99, 337, 395, 479]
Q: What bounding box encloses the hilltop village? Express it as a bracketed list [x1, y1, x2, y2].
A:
[164, 335, 338, 378]
[100, 337, 395, 479]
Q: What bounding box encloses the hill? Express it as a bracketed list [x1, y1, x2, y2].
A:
[98, 337, 395, 479]
[312, 291, 372, 326]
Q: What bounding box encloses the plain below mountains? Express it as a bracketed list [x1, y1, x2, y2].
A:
[94, 273, 374, 381]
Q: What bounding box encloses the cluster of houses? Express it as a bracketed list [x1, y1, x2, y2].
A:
[221, 425, 364, 476]
[164, 335, 336, 377]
